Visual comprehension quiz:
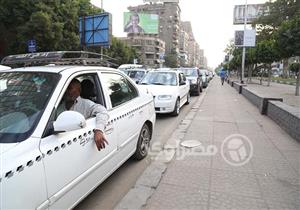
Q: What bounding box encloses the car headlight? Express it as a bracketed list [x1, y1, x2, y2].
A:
[157, 95, 172, 100]
[189, 79, 197, 84]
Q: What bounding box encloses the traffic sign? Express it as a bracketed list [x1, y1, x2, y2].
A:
[27, 39, 36, 53]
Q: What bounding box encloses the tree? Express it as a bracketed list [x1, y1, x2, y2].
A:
[104, 37, 139, 66]
[164, 50, 178, 68]
[275, 17, 300, 58]
[289, 62, 300, 96]
[255, 39, 280, 86]
[0, 0, 101, 58]
[253, 0, 299, 77]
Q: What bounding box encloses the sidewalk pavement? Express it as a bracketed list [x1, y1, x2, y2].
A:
[143, 78, 300, 210]
[234, 78, 300, 108]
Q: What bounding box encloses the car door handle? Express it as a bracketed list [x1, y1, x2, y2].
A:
[105, 125, 114, 134]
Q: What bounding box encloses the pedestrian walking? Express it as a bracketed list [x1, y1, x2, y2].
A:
[219, 67, 227, 85]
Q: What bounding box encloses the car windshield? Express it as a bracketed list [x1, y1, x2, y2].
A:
[0, 72, 60, 143]
[140, 72, 177, 86]
[180, 69, 197, 77]
[125, 70, 146, 81]
[199, 70, 208, 76]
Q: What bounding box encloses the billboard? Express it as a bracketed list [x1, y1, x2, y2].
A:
[233, 4, 269, 24]
[235, 31, 244, 47]
[124, 12, 158, 34]
[79, 13, 112, 47]
[235, 30, 256, 47]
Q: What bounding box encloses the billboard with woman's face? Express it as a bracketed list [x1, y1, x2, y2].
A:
[124, 12, 159, 34]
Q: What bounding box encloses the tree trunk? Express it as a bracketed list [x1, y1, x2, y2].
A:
[260, 68, 263, 85]
[296, 71, 300, 96]
[282, 59, 289, 78]
[248, 64, 254, 83]
[267, 64, 271, 86]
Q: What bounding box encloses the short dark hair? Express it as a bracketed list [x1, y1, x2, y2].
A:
[130, 12, 140, 22]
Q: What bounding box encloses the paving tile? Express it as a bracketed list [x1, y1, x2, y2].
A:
[210, 169, 262, 198]
[209, 191, 268, 210]
[251, 157, 299, 181]
[212, 153, 254, 173]
[144, 183, 209, 210]
[160, 161, 211, 191]
[256, 174, 300, 209]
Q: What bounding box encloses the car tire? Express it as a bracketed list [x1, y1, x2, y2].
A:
[195, 85, 200, 96]
[172, 98, 180, 116]
[185, 93, 190, 105]
[133, 124, 151, 160]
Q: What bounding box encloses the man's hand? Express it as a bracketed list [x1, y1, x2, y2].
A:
[94, 130, 108, 151]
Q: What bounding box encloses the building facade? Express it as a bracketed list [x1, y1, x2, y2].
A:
[127, 2, 181, 63]
[119, 34, 165, 68]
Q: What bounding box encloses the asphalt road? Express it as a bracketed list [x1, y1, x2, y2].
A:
[75, 95, 200, 210]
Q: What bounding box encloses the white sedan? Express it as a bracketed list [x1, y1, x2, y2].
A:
[0, 52, 156, 209]
[139, 70, 190, 116]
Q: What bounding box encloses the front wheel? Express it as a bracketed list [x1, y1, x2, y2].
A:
[185, 93, 190, 105]
[172, 98, 180, 116]
[133, 124, 151, 160]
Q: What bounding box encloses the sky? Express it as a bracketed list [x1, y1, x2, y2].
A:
[91, 0, 268, 68]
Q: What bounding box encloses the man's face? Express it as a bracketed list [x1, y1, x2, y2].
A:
[131, 16, 139, 26]
[65, 82, 80, 102]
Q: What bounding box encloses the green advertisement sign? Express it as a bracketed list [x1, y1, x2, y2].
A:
[124, 12, 158, 34]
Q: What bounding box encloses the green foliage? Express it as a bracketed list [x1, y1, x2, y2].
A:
[164, 50, 178, 68]
[275, 17, 300, 58]
[104, 37, 138, 65]
[0, 0, 101, 57]
[289, 62, 300, 73]
[254, 0, 299, 39]
[255, 39, 280, 64]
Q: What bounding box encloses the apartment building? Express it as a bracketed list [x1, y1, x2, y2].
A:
[119, 34, 165, 68]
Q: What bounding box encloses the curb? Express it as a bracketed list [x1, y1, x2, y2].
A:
[114, 80, 210, 210]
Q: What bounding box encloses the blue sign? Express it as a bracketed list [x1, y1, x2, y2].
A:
[79, 13, 112, 47]
[27, 39, 36, 53]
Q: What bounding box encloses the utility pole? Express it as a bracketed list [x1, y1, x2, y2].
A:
[100, 0, 104, 60]
[241, 0, 248, 84]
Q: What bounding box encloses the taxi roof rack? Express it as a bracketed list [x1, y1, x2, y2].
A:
[0, 51, 119, 68]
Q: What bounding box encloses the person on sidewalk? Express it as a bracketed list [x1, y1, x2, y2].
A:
[219, 67, 227, 85]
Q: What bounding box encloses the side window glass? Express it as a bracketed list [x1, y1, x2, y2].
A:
[101, 73, 138, 108]
[56, 73, 104, 119]
[182, 74, 186, 81]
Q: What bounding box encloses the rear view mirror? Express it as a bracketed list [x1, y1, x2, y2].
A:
[53, 111, 86, 133]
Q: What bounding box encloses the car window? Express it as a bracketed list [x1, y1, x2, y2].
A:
[0, 72, 60, 143]
[140, 72, 177, 86]
[101, 73, 138, 108]
[56, 73, 106, 118]
[179, 69, 197, 77]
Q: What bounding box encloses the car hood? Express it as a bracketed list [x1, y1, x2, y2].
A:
[186, 76, 197, 80]
[0, 143, 18, 155]
[139, 85, 177, 96]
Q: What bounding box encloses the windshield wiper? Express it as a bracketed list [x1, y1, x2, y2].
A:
[152, 82, 165, 85]
[140, 82, 149, 85]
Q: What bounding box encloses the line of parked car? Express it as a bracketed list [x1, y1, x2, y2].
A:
[119, 66, 214, 116]
[0, 52, 213, 209]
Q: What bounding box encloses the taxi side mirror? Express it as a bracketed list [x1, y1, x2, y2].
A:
[53, 111, 86, 133]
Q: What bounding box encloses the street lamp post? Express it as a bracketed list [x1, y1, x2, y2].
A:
[241, 0, 248, 84]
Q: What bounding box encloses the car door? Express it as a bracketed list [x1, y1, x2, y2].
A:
[178, 73, 189, 104]
[39, 72, 118, 209]
[99, 72, 141, 153]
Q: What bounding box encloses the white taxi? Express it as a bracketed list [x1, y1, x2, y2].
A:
[139, 69, 190, 116]
[0, 52, 156, 209]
